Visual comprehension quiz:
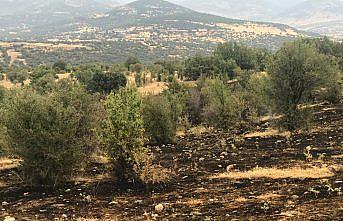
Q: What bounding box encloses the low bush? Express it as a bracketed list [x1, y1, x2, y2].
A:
[201, 79, 238, 129]
[102, 87, 146, 184]
[142, 94, 176, 145]
[0, 83, 103, 186]
[133, 152, 172, 186]
[321, 83, 342, 104]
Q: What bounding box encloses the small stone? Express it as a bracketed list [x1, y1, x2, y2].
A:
[291, 195, 299, 200]
[4, 216, 15, 221]
[155, 204, 164, 212]
[226, 165, 234, 172]
[109, 201, 118, 205]
[85, 195, 92, 202]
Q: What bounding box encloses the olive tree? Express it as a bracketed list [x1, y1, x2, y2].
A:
[268, 40, 339, 131]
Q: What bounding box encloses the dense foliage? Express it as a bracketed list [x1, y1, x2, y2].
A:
[0, 82, 104, 186]
[268, 40, 339, 130]
[142, 94, 176, 144]
[102, 87, 146, 183]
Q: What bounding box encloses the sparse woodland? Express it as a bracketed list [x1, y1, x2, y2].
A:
[0, 38, 342, 220]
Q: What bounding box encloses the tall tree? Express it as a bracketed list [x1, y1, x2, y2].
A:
[268, 40, 339, 131]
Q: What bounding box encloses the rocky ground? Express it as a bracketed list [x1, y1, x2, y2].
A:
[1, 103, 342, 220]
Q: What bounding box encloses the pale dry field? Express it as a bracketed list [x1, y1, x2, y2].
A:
[217, 23, 300, 37]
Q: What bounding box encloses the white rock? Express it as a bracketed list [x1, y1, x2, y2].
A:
[109, 201, 118, 205]
[155, 204, 164, 212]
[4, 216, 15, 221]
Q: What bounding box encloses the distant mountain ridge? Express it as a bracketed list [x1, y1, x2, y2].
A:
[176, 0, 343, 39]
[0, 0, 315, 64]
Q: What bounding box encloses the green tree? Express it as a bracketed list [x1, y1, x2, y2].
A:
[214, 42, 258, 70]
[74, 64, 104, 86]
[1, 83, 103, 186]
[102, 87, 146, 183]
[125, 57, 140, 71]
[201, 78, 237, 129]
[86, 71, 127, 94]
[142, 95, 175, 144]
[0, 86, 5, 102]
[29, 66, 57, 93]
[53, 60, 67, 72]
[268, 40, 339, 131]
[0, 86, 7, 155]
[130, 63, 144, 74]
[184, 55, 239, 80]
[6, 68, 29, 85]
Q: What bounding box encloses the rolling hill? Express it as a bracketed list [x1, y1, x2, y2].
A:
[0, 0, 314, 65]
[0, 0, 113, 31]
[276, 0, 343, 39]
[178, 0, 343, 39]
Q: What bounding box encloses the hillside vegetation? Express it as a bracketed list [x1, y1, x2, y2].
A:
[0, 0, 313, 65]
[0, 37, 342, 220]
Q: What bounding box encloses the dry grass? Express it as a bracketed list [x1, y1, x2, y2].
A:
[234, 197, 248, 203]
[56, 73, 71, 80]
[7, 49, 26, 66]
[138, 82, 168, 96]
[217, 23, 300, 37]
[244, 129, 291, 138]
[0, 79, 16, 89]
[256, 193, 283, 200]
[72, 174, 111, 184]
[0, 158, 20, 171]
[332, 154, 343, 159]
[183, 199, 203, 206]
[0, 180, 6, 188]
[188, 126, 209, 136]
[210, 166, 335, 180]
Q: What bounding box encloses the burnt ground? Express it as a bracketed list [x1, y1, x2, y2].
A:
[1, 103, 343, 220]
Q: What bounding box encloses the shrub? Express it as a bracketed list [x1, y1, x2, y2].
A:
[0, 86, 5, 102]
[6, 69, 28, 84]
[86, 71, 127, 94]
[125, 56, 140, 71]
[142, 95, 176, 145]
[235, 72, 271, 122]
[186, 87, 203, 124]
[133, 152, 172, 186]
[0, 86, 8, 156]
[321, 83, 342, 104]
[102, 87, 146, 183]
[268, 40, 339, 131]
[53, 60, 67, 72]
[1, 83, 103, 186]
[201, 79, 237, 129]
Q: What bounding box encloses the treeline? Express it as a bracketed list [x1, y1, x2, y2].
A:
[0, 37, 342, 188]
